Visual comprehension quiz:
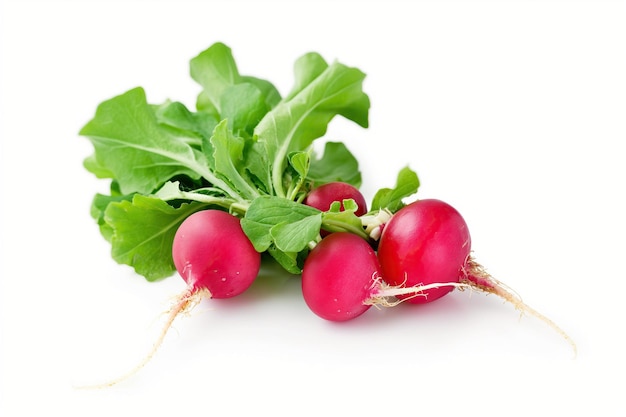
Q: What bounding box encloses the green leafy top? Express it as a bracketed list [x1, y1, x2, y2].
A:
[80, 42, 419, 281]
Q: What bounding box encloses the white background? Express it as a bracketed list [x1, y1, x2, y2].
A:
[1, 1, 625, 416]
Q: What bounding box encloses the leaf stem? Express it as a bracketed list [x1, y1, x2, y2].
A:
[188, 161, 246, 203]
[321, 218, 369, 240]
[163, 190, 249, 215]
[272, 146, 290, 198]
[286, 176, 306, 202]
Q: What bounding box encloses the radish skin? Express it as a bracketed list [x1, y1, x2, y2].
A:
[304, 182, 368, 216]
[172, 210, 260, 299]
[302, 232, 380, 321]
[378, 199, 471, 304]
[304, 182, 368, 237]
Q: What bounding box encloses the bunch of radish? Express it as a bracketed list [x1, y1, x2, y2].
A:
[89, 182, 571, 388]
[168, 182, 575, 348]
[78, 43, 575, 388]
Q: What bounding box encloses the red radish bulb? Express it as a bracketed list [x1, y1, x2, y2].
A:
[377, 199, 470, 304]
[304, 182, 368, 216]
[173, 209, 261, 298]
[304, 182, 368, 236]
[302, 232, 380, 321]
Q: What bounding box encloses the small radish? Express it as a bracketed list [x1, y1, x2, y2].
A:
[89, 209, 261, 387]
[304, 182, 368, 237]
[301, 232, 464, 321]
[304, 182, 368, 216]
[377, 198, 576, 353]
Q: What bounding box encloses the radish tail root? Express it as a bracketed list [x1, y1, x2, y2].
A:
[76, 287, 211, 389]
[461, 256, 577, 357]
[367, 274, 473, 307]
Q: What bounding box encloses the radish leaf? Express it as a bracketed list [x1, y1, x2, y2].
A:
[254, 56, 369, 197]
[307, 141, 362, 187]
[104, 195, 206, 281]
[371, 166, 420, 212]
[80, 87, 238, 198]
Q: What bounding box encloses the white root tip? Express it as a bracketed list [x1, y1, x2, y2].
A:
[74, 287, 211, 389]
[462, 256, 578, 358]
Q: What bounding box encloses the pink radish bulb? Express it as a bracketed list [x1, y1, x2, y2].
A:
[304, 182, 368, 236]
[377, 199, 471, 304]
[304, 182, 368, 215]
[302, 232, 380, 321]
[173, 209, 261, 298]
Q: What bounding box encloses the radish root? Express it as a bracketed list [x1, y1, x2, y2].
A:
[75, 287, 211, 389]
[367, 275, 473, 307]
[460, 255, 577, 357]
[366, 258, 577, 357]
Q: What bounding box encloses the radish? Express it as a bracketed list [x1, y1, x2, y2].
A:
[377, 199, 471, 304]
[301, 232, 466, 321]
[172, 209, 261, 299]
[302, 232, 379, 321]
[89, 209, 261, 387]
[304, 182, 368, 216]
[377, 198, 576, 353]
[304, 182, 368, 237]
